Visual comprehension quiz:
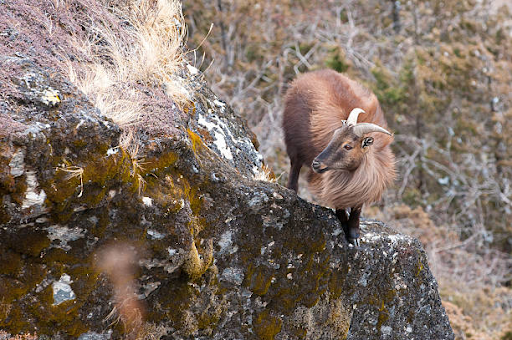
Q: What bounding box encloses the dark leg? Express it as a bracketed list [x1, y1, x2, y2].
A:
[336, 208, 349, 224]
[336, 208, 350, 241]
[287, 161, 301, 192]
[346, 206, 362, 246]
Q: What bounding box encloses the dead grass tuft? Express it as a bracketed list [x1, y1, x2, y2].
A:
[68, 0, 188, 129]
[55, 165, 84, 197]
[253, 164, 277, 183]
[120, 132, 147, 195]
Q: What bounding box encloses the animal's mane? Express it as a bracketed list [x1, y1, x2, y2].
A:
[308, 145, 396, 209]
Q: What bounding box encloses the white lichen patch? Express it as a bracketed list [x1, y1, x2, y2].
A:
[196, 106, 265, 177]
[198, 113, 233, 160]
[362, 232, 411, 246]
[167, 248, 178, 256]
[213, 99, 226, 112]
[218, 230, 238, 254]
[186, 64, 199, 75]
[78, 331, 113, 340]
[23, 122, 50, 136]
[249, 150, 264, 175]
[213, 130, 233, 160]
[387, 234, 409, 244]
[46, 225, 85, 251]
[9, 149, 25, 177]
[52, 273, 76, 306]
[381, 326, 392, 336]
[106, 147, 119, 156]
[147, 229, 165, 240]
[332, 227, 343, 237]
[198, 112, 261, 164]
[41, 88, 61, 107]
[22, 171, 46, 209]
[221, 267, 244, 285]
[142, 196, 153, 206]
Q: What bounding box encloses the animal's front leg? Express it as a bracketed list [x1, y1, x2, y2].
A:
[346, 206, 362, 246]
[287, 160, 301, 192]
[336, 209, 350, 242]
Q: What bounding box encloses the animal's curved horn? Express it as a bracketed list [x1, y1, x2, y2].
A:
[346, 108, 365, 125]
[352, 123, 392, 137]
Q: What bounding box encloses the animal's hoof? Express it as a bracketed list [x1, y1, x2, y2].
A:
[347, 228, 360, 245]
[348, 237, 360, 247]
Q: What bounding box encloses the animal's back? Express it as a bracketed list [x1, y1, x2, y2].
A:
[282, 73, 318, 167]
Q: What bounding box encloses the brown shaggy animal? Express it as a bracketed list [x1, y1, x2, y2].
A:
[282, 69, 396, 245]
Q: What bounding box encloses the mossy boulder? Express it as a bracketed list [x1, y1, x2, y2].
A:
[0, 60, 454, 340]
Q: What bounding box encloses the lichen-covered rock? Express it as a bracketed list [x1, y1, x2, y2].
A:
[0, 63, 454, 340]
[0, 1, 454, 339]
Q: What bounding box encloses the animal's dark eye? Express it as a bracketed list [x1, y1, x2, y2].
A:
[344, 144, 353, 150]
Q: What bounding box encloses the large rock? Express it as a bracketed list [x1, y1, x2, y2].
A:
[0, 1, 454, 339]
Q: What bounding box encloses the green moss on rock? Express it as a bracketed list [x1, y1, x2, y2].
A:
[246, 265, 274, 296]
[254, 310, 282, 340]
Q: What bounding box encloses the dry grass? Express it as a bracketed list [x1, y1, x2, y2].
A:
[55, 165, 84, 197]
[253, 164, 277, 183]
[120, 132, 147, 196]
[64, 0, 189, 197]
[67, 0, 188, 129]
[366, 203, 512, 339]
[441, 283, 512, 339]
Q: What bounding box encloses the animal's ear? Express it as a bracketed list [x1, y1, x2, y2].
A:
[362, 136, 374, 149]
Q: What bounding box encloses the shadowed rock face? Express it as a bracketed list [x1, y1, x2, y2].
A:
[0, 2, 454, 340]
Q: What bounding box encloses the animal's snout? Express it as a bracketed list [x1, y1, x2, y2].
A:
[312, 159, 329, 173]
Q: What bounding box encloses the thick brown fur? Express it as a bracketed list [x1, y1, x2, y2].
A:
[282, 69, 396, 209]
